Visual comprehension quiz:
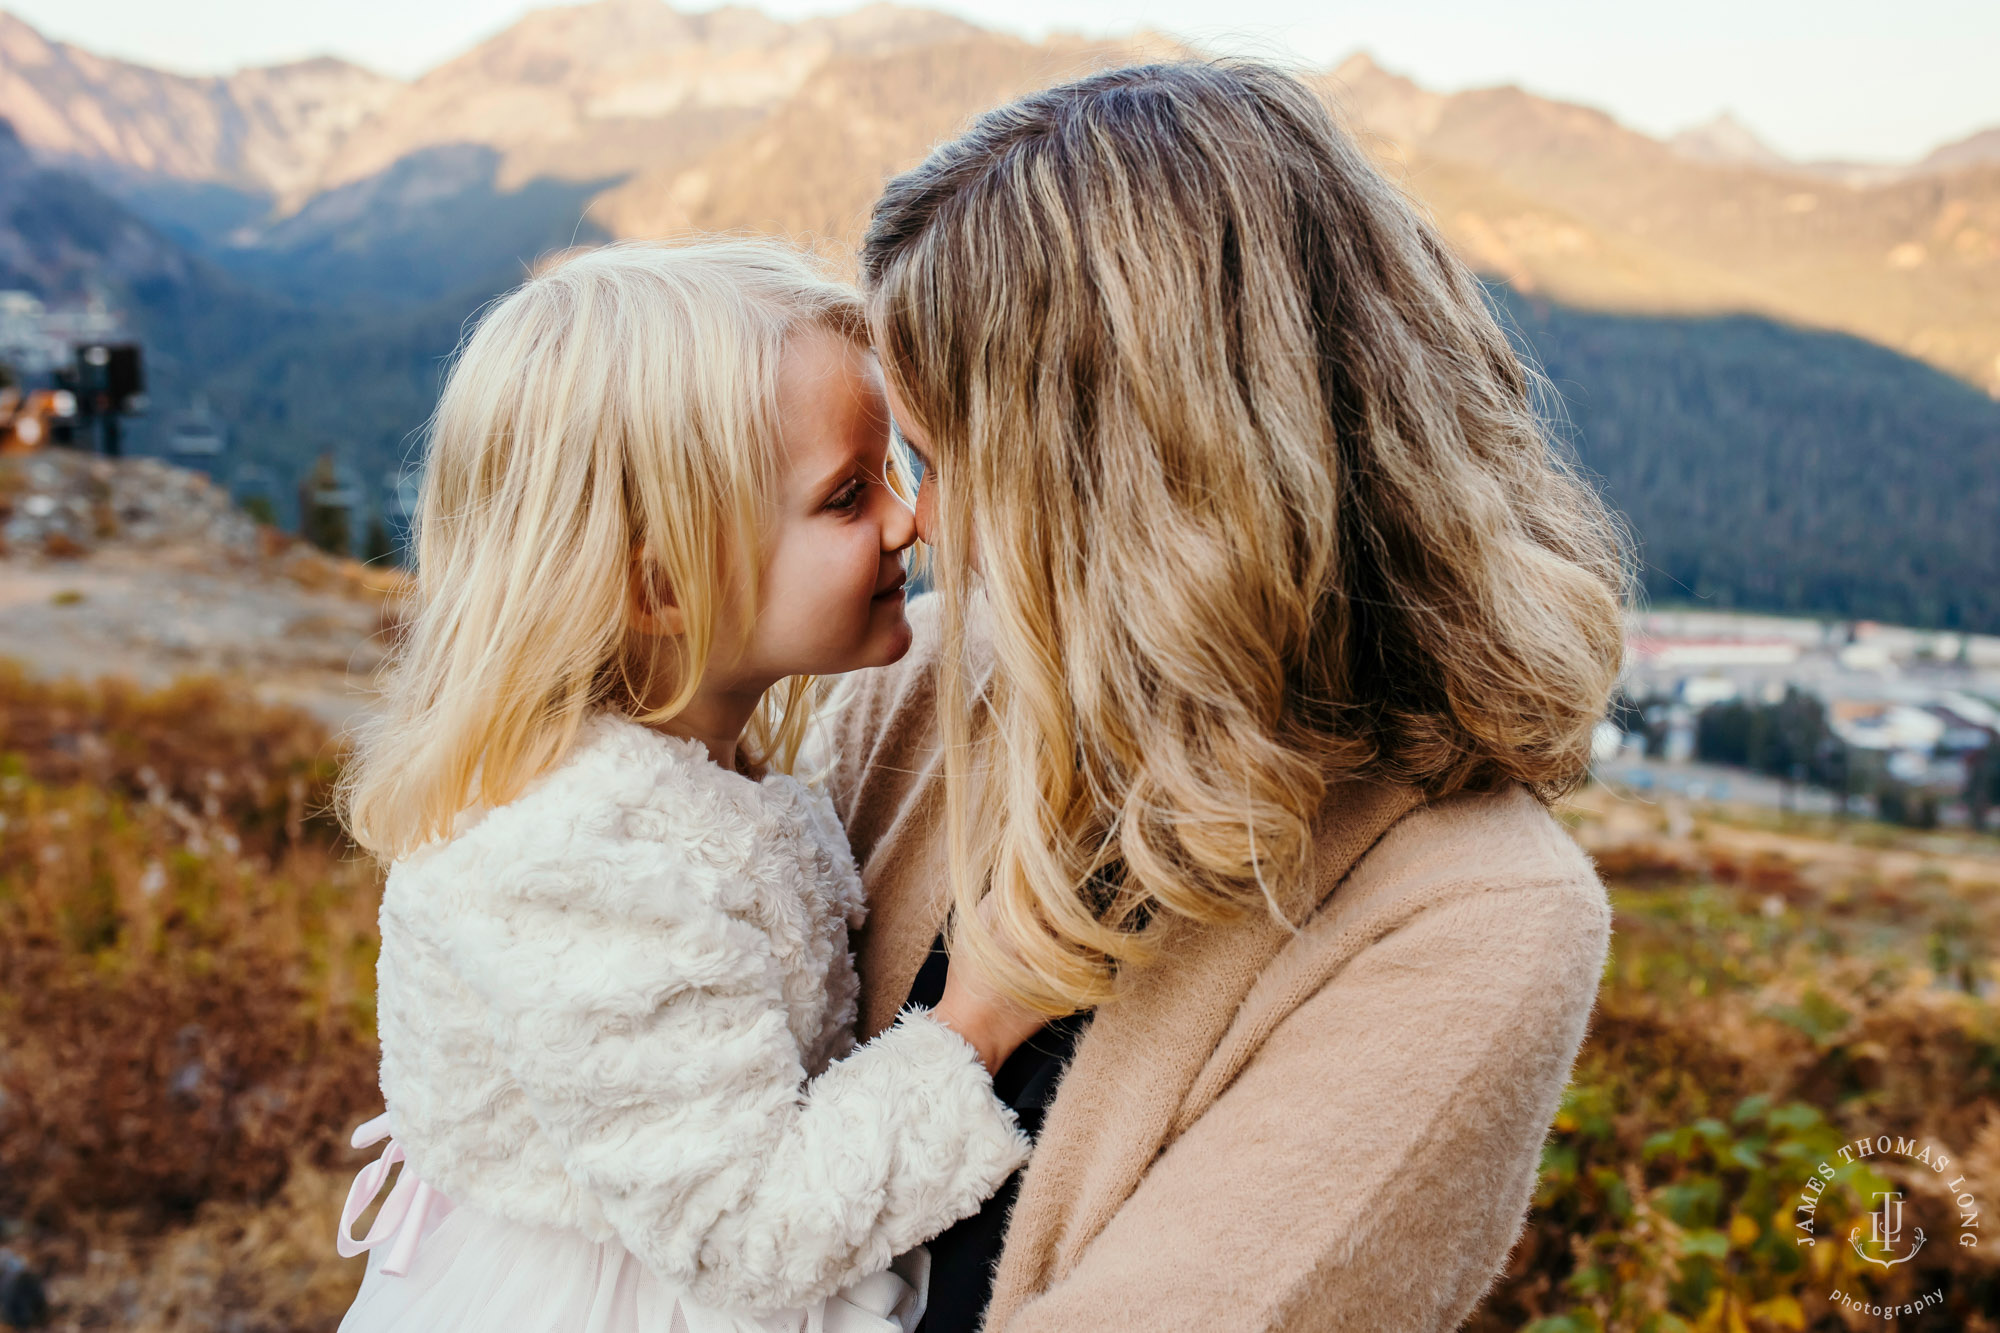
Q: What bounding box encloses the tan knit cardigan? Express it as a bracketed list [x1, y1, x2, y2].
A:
[820, 597, 1611, 1331]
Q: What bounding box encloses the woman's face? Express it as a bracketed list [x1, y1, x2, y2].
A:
[884, 376, 939, 548]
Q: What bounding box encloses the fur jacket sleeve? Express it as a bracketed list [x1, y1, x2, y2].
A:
[374, 713, 1031, 1315]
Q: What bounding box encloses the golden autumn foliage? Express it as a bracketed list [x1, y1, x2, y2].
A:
[1473, 801, 2000, 1333]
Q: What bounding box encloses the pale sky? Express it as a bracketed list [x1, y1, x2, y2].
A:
[16, 0, 1998, 163]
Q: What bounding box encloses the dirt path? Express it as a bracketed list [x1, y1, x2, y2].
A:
[1567, 781, 2000, 890]
[0, 544, 395, 731]
[1, 449, 404, 732]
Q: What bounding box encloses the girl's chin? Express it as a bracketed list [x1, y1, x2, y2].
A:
[800, 599, 912, 677]
[861, 603, 915, 666]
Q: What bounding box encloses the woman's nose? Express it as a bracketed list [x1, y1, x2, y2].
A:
[910, 474, 937, 549]
[882, 479, 918, 553]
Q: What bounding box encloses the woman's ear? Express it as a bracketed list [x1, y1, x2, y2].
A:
[627, 548, 687, 637]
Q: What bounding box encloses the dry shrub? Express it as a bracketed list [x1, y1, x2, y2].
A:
[1792, 984, 2000, 1148]
[1471, 836, 2000, 1333]
[370, 596, 412, 652]
[0, 667, 383, 1244]
[31, 1160, 362, 1333]
[7, 676, 1998, 1331]
[1704, 849, 1809, 899]
[0, 661, 343, 859]
[276, 547, 408, 602]
[1591, 841, 1696, 884]
[255, 526, 295, 561]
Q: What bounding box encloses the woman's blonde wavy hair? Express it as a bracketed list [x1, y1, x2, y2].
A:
[341, 239, 865, 863]
[861, 61, 1629, 1014]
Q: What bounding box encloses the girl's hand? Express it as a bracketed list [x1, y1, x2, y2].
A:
[930, 896, 1047, 1076]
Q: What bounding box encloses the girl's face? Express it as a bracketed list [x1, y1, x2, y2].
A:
[730, 327, 918, 683]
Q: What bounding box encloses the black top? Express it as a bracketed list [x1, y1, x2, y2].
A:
[902, 933, 1090, 1333]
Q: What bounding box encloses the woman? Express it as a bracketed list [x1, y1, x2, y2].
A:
[823, 61, 1626, 1331]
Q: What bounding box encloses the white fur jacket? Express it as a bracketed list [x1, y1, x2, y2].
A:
[373, 712, 1030, 1314]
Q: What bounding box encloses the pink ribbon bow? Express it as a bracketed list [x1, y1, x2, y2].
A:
[337, 1112, 454, 1276]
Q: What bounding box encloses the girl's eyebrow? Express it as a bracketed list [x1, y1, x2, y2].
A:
[806, 455, 861, 499]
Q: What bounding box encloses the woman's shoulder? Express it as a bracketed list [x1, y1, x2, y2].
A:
[1393, 784, 1599, 884]
[1329, 783, 1609, 942]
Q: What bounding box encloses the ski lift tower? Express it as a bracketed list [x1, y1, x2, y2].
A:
[299, 453, 365, 556]
[165, 396, 228, 476]
[57, 341, 145, 457]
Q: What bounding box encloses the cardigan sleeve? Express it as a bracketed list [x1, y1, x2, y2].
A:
[997, 873, 1609, 1332]
[434, 861, 1031, 1315]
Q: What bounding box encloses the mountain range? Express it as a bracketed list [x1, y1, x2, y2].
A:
[1, 0, 1996, 629]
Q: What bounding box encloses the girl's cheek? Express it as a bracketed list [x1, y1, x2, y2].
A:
[817, 524, 876, 600]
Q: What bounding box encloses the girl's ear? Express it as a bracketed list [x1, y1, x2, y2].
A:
[627, 548, 687, 637]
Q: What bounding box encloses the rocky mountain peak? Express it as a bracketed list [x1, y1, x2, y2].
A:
[1668, 112, 1791, 169]
[1922, 125, 2000, 173]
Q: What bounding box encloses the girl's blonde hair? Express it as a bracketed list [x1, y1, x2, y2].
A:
[862, 61, 1629, 1014]
[341, 239, 864, 862]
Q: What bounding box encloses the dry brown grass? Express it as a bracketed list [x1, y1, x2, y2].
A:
[1469, 796, 2000, 1333]
[0, 664, 379, 1329]
[6, 667, 1998, 1331]
[29, 1163, 362, 1333]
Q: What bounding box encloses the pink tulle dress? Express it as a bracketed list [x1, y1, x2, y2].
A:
[336, 1114, 928, 1333]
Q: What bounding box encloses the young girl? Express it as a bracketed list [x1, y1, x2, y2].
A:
[332, 240, 1038, 1333]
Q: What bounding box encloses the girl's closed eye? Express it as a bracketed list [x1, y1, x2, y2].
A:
[822, 477, 864, 513]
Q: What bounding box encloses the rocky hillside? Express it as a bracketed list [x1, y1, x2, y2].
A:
[0, 13, 397, 201]
[0, 449, 401, 726]
[0, 0, 983, 222]
[301, 0, 980, 205]
[0, 118, 204, 301]
[7, 3, 1994, 394]
[1920, 125, 2000, 173]
[589, 28, 1183, 245]
[1322, 55, 2000, 394]
[2, 1, 1996, 633]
